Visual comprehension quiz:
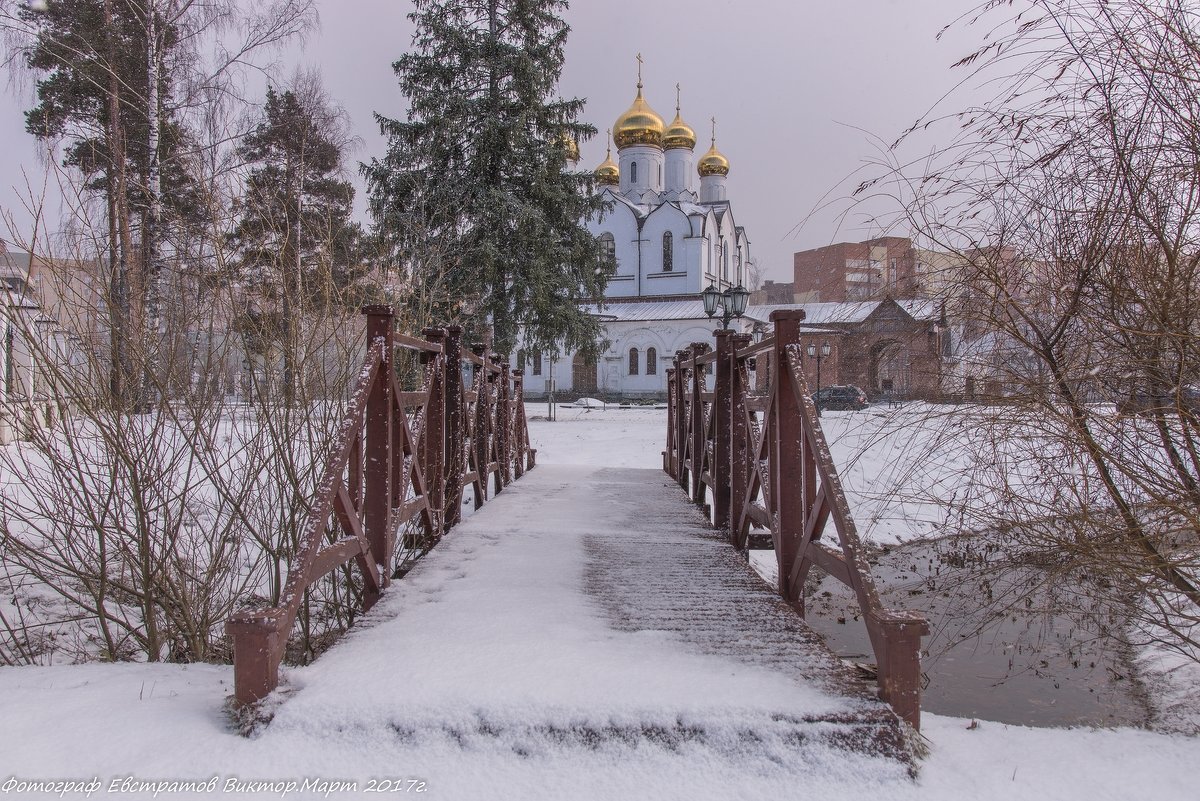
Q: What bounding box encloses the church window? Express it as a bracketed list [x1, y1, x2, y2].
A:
[629, 347, 639, 375]
[598, 233, 616, 269]
[516, 349, 527, 371]
[532, 352, 542, 376]
[647, 347, 657, 375]
[662, 231, 673, 271]
[631, 161, 638, 184]
[723, 243, 730, 280]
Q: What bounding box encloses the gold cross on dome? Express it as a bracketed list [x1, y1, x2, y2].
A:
[636, 53, 643, 86]
[711, 117, 717, 145]
[676, 83, 681, 112]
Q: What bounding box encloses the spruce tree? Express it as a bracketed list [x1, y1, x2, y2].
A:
[364, 0, 608, 356]
[229, 84, 361, 402]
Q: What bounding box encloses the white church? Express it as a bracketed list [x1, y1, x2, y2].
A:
[516, 75, 757, 399]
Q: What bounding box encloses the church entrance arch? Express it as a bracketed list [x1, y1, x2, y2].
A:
[572, 351, 597, 395]
[869, 339, 910, 397]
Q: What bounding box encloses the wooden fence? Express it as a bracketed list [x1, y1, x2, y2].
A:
[664, 309, 929, 729]
[227, 306, 534, 705]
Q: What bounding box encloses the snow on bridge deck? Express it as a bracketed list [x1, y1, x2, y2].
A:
[258, 465, 912, 789]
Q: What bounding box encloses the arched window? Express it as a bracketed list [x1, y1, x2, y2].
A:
[516, 349, 526, 370]
[630, 161, 638, 184]
[723, 242, 730, 280]
[628, 347, 639, 375]
[662, 231, 673, 272]
[598, 232, 616, 269]
[646, 347, 657, 375]
[532, 352, 542, 376]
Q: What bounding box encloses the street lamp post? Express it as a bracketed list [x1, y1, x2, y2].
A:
[702, 282, 750, 330]
[806, 341, 831, 416]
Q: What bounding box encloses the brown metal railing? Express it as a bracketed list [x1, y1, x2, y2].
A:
[664, 309, 929, 729]
[226, 306, 535, 706]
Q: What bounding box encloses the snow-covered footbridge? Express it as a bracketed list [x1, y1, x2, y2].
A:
[260, 464, 913, 772]
[226, 307, 926, 771]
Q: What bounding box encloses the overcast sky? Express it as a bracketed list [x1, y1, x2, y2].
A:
[0, 0, 986, 283]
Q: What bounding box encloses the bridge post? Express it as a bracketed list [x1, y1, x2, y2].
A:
[689, 342, 710, 508]
[664, 367, 677, 476]
[470, 343, 490, 507]
[729, 332, 753, 549]
[443, 326, 464, 530]
[512, 370, 526, 478]
[771, 310, 808, 603]
[422, 328, 447, 539]
[363, 305, 395, 587]
[496, 356, 512, 490]
[875, 610, 930, 730]
[673, 350, 690, 492]
[712, 330, 734, 532]
[227, 612, 283, 706]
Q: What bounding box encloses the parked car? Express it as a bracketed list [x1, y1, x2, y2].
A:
[813, 385, 869, 411]
[1116, 388, 1200, 416]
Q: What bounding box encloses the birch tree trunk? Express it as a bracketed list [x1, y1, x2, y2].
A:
[143, 0, 163, 410]
[104, 0, 135, 411]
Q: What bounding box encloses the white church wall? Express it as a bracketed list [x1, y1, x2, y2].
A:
[681, 235, 705, 294]
[735, 229, 751, 286]
[619, 144, 664, 196]
[590, 196, 641, 298]
[664, 148, 695, 198]
[640, 204, 694, 297]
[700, 173, 727, 203]
[509, 348, 574, 398]
[713, 210, 738, 287]
[609, 323, 672, 394]
[513, 317, 733, 398]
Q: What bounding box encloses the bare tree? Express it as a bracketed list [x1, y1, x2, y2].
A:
[0, 1, 392, 667]
[863, 0, 1200, 673]
[0, 148, 372, 665]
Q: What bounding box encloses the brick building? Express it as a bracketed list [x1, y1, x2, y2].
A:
[751, 279, 796, 305]
[747, 298, 947, 400]
[792, 236, 926, 303]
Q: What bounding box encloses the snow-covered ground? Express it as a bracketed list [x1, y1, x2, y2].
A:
[1, 404, 1198, 799]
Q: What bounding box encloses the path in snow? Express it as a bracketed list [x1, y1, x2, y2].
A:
[259, 464, 911, 775]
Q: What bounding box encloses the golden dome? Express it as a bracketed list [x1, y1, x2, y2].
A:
[698, 121, 730, 177]
[663, 86, 696, 150]
[559, 131, 580, 163]
[594, 135, 619, 185]
[613, 84, 664, 149]
[663, 111, 696, 150]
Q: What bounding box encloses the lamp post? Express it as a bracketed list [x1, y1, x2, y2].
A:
[806, 341, 831, 416]
[702, 282, 750, 330]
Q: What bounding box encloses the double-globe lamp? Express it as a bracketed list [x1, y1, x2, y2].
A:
[702, 282, 750, 330]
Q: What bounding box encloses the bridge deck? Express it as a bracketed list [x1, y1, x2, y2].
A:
[259, 466, 912, 790]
